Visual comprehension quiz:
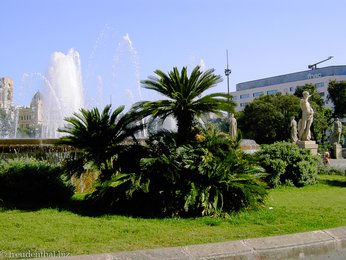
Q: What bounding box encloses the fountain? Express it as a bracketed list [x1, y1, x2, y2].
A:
[0, 32, 152, 193]
[0, 31, 149, 146]
[85, 29, 143, 110]
[42, 49, 84, 138]
[1, 28, 184, 148]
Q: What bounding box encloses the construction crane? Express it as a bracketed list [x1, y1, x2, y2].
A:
[308, 56, 333, 70]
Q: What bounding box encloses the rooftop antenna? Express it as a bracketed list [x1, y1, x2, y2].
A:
[308, 56, 333, 70]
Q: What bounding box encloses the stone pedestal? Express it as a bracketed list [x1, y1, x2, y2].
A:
[296, 140, 318, 155]
[332, 143, 343, 159]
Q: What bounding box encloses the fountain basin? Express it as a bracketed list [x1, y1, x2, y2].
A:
[239, 139, 261, 154]
[0, 138, 58, 146]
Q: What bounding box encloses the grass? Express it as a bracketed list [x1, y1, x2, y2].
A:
[0, 174, 345, 258]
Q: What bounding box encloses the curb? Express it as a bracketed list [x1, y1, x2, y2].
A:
[39, 226, 346, 260]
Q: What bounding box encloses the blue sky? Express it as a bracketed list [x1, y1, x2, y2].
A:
[1, 0, 345, 111]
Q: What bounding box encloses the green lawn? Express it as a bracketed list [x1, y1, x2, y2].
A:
[0, 174, 345, 258]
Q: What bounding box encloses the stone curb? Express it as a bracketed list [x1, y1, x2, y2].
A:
[38, 226, 346, 260]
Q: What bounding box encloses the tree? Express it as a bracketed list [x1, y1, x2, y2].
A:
[294, 84, 324, 108]
[131, 66, 235, 144]
[238, 93, 300, 144]
[57, 105, 142, 179]
[328, 80, 346, 117]
[16, 125, 37, 138]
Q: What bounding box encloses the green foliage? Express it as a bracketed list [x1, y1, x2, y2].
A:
[16, 125, 39, 138]
[143, 126, 266, 217]
[238, 93, 300, 144]
[318, 143, 332, 155]
[256, 142, 319, 187]
[0, 158, 73, 208]
[294, 84, 325, 108]
[85, 126, 267, 217]
[0, 175, 345, 255]
[131, 66, 235, 144]
[85, 171, 151, 215]
[315, 108, 334, 144]
[58, 105, 142, 180]
[208, 115, 230, 133]
[328, 80, 346, 117]
[238, 84, 331, 144]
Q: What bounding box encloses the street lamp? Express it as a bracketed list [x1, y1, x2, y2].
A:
[225, 50, 232, 131]
[225, 50, 232, 97]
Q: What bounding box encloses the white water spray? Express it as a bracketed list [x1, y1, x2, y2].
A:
[122, 33, 142, 100]
[43, 49, 84, 137]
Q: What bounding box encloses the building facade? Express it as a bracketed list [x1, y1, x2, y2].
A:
[0, 76, 44, 138]
[0, 77, 14, 113]
[231, 65, 346, 111]
[17, 91, 43, 134]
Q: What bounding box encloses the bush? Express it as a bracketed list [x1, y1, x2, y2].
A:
[256, 142, 319, 187]
[88, 126, 268, 217]
[0, 158, 74, 208]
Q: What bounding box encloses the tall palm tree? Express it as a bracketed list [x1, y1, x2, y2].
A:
[58, 105, 142, 171]
[132, 66, 235, 144]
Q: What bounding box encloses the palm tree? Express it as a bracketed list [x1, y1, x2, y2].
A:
[57, 105, 142, 173]
[132, 66, 235, 144]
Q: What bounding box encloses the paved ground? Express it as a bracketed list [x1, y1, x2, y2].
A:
[36, 226, 346, 260]
[329, 159, 346, 171]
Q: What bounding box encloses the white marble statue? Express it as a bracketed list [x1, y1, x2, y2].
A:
[330, 117, 342, 144]
[229, 113, 237, 139]
[298, 91, 314, 141]
[290, 116, 298, 143]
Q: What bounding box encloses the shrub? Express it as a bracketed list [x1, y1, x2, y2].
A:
[180, 146, 268, 216]
[85, 126, 268, 217]
[0, 158, 73, 208]
[90, 126, 267, 217]
[256, 142, 319, 187]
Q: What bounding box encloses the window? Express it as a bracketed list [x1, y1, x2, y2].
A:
[319, 92, 325, 97]
[267, 89, 278, 95]
[240, 94, 250, 99]
[253, 91, 263, 97]
[231, 96, 237, 101]
[289, 87, 296, 92]
[240, 102, 248, 107]
[315, 82, 324, 88]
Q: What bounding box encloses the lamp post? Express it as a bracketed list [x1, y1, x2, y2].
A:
[225, 50, 232, 132]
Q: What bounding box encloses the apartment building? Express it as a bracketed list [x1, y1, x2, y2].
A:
[231, 65, 346, 111]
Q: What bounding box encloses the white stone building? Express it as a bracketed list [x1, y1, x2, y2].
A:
[0, 77, 14, 113]
[231, 65, 346, 111]
[17, 91, 43, 129]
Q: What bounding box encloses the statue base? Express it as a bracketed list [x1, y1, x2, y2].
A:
[332, 143, 343, 159]
[296, 140, 318, 155]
